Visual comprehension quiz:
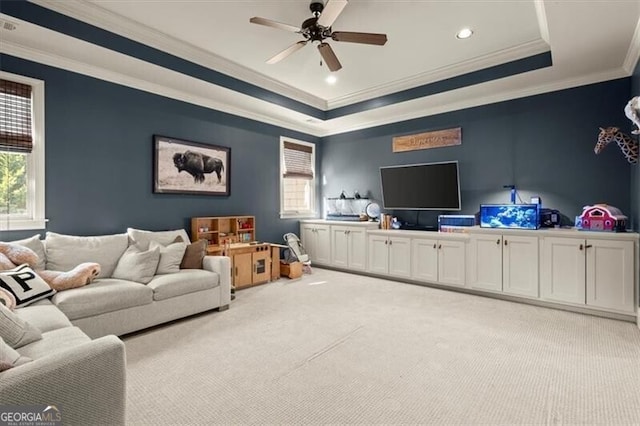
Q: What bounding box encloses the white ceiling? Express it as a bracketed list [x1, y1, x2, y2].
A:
[1, 1, 640, 136]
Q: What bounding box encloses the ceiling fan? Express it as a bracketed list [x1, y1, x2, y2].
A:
[250, 0, 387, 72]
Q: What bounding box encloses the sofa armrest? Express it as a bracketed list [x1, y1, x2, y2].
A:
[0, 335, 126, 426]
[203, 255, 231, 306]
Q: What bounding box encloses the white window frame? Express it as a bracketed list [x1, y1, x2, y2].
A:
[0, 71, 46, 231]
[280, 136, 316, 219]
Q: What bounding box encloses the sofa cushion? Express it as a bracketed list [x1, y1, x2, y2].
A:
[0, 264, 56, 308]
[51, 279, 153, 320]
[0, 336, 31, 371]
[17, 326, 90, 359]
[180, 239, 208, 269]
[147, 269, 220, 301]
[14, 299, 73, 333]
[9, 234, 46, 271]
[112, 244, 160, 284]
[0, 302, 42, 348]
[45, 232, 128, 278]
[150, 240, 187, 274]
[127, 228, 191, 248]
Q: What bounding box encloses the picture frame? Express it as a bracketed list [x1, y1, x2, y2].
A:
[153, 135, 230, 196]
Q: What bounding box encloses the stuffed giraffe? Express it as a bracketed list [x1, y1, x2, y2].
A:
[595, 127, 639, 164]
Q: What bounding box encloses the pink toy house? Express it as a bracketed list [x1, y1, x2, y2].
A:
[575, 204, 627, 232]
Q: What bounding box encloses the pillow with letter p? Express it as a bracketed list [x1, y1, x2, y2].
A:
[0, 264, 56, 308]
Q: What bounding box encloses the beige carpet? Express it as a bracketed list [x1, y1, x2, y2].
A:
[124, 268, 640, 425]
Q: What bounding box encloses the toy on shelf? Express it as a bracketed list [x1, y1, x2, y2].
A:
[575, 204, 627, 232]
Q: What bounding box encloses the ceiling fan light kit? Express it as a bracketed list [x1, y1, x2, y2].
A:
[250, 0, 387, 72]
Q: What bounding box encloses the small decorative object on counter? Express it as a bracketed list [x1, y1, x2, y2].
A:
[575, 204, 628, 232]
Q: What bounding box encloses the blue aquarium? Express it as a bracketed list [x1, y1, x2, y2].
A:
[480, 204, 540, 230]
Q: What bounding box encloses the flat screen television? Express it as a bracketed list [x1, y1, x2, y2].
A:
[380, 161, 461, 210]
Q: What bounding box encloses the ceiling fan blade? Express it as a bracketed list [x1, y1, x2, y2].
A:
[317, 0, 348, 28]
[250, 17, 300, 33]
[318, 42, 342, 72]
[266, 41, 308, 64]
[331, 31, 388, 45]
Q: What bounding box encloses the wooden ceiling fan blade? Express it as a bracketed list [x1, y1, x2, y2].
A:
[266, 41, 308, 64]
[331, 31, 388, 45]
[318, 42, 342, 72]
[317, 0, 348, 28]
[250, 17, 301, 33]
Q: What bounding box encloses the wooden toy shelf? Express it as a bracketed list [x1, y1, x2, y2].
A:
[190, 215, 256, 250]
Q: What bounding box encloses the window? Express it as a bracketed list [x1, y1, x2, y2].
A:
[280, 137, 316, 218]
[0, 72, 45, 231]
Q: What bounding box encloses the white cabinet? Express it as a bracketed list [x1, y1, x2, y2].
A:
[586, 239, 635, 312]
[541, 237, 635, 313]
[467, 234, 538, 297]
[412, 238, 466, 287]
[300, 223, 330, 265]
[368, 235, 411, 278]
[540, 237, 585, 304]
[330, 225, 369, 271]
[503, 235, 539, 297]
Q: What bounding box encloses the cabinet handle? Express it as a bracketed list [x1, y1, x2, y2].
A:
[579, 244, 584, 251]
[235, 266, 238, 276]
[438, 244, 442, 249]
[585, 244, 593, 249]
[504, 240, 508, 246]
[496, 239, 501, 245]
[433, 243, 437, 249]
[385, 240, 388, 245]
[347, 230, 350, 235]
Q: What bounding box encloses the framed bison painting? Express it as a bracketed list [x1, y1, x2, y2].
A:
[153, 135, 230, 196]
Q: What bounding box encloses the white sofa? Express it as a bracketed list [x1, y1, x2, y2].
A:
[0, 228, 231, 425]
[14, 229, 231, 338]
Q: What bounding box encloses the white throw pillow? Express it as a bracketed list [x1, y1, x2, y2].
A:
[45, 232, 128, 278]
[149, 240, 187, 275]
[112, 244, 161, 284]
[8, 235, 46, 271]
[0, 336, 31, 372]
[0, 264, 55, 308]
[0, 303, 42, 348]
[127, 228, 191, 249]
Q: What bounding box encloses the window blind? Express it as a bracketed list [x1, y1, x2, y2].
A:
[283, 141, 313, 179]
[0, 79, 33, 153]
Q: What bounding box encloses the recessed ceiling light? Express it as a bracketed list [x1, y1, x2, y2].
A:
[325, 75, 337, 85]
[456, 28, 473, 39]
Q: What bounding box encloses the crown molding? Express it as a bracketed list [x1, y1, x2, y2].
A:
[533, 0, 550, 44]
[319, 68, 629, 137]
[0, 37, 322, 137]
[623, 15, 640, 75]
[30, 0, 328, 110]
[325, 38, 550, 109]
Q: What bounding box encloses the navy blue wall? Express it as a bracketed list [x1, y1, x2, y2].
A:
[321, 79, 633, 229]
[631, 61, 640, 231]
[0, 55, 320, 242]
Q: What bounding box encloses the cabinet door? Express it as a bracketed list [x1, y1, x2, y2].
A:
[348, 228, 368, 271]
[411, 238, 438, 282]
[252, 250, 271, 284]
[300, 225, 316, 261]
[503, 235, 539, 297]
[540, 237, 585, 304]
[467, 235, 502, 291]
[314, 225, 331, 265]
[586, 239, 635, 313]
[331, 226, 349, 268]
[233, 253, 253, 289]
[438, 240, 466, 287]
[368, 235, 389, 274]
[389, 237, 411, 278]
